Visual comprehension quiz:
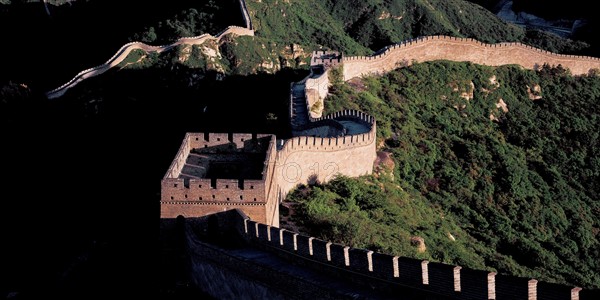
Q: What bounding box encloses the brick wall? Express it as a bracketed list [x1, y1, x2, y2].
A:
[161, 133, 278, 225]
[240, 216, 589, 300]
[343, 35, 600, 81]
[276, 110, 376, 199]
[47, 23, 254, 99]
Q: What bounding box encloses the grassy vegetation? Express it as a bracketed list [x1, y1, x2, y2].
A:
[109, 0, 591, 76]
[116, 34, 309, 77]
[246, 0, 589, 56]
[219, 35, 282, 75]
[116, 49, 161, 69]
[178, 45, 209, 70]
[246, 0, 370, 55]
[288, 61, 600, 289]
[287, 175, 491, 269]
[130, 0, 241, 45]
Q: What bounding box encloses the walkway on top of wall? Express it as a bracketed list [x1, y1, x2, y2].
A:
[184, 217, 450, 300]
[290, 82, 309, 130]
[289, 74, 371, 138]
[45, 0, 254, 99]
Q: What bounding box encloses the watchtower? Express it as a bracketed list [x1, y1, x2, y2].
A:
[160, 132, 279, 226]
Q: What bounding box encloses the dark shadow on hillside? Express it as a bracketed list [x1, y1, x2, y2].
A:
[48, 64, 307, 138]
[0, 0, 244, 90]
[0, 63, 307, 299]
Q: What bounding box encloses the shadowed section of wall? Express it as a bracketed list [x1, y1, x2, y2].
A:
[237, 0, 253, 30]
[305, 68, 329, 119]
[179, 211, 433, 299]
[343, 35, 600, 80]
[425, 262, 456, 297]
[227, 211, 592, 300]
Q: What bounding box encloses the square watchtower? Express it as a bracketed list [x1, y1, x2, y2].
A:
[160, 132, 279, 226]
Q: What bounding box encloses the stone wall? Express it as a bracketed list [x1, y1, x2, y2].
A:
[241, 217, 589, 300]
[160, 115, 375, 226]
[237, 0, 253, 30]
[162, 202, 268, 222]
[263, 133, 280, 227]
[275, 110, 377, 199]
[160, 133, 277, 225]
[46, 25, 254, 99]
[161, 178, 266, 202]
[343, 35, 600, 81]
[305, 70, 329, 119]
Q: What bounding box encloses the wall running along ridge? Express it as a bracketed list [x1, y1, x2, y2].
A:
[46, 0, 254, 99]
[46, 26, 254, 99]
[237, 214, 589, 300]
[343, 35, 600, 80]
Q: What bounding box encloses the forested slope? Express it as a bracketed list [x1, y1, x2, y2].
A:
[287, 61, 600, 289]
[246, 0, 589, 56]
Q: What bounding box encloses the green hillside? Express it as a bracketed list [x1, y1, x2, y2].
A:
[116, 0, 591, 77]
[111, 0, 590, 79]
[246, 0, 588, 55]
[286, 61, 600, 289]
[3, 0, 599, 293]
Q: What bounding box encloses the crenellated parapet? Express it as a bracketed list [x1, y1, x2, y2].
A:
[161, 132, 279, 225]
[46, 4, 254, 100]
[275, 109, 377, 199]
[309, 108, 375, 124]
[286, 109, 376, 152]
[238, 216, 587, 300]
[310, 50, 342, 68]
[343, 35, 600, 81]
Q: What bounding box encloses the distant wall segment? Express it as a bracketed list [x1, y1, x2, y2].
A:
[343, 35, 600, 80]
[46, 26, 254, 99]
[237, 0, 253, 30]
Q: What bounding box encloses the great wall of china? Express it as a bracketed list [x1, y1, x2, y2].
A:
[178, 209, 594, 299]
[39, 0, 599, 297]
[237, 212, 588, 300]
[159, 41, 598, 296]
[46, 33, 600, 100]
[160, 108, 377, 227]
[341, 35, 600, 80]
[45, 1, 600, 101]
[45, 0, 254, 99]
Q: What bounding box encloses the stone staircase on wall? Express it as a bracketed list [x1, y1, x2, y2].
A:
[290, 82, 309, 130]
